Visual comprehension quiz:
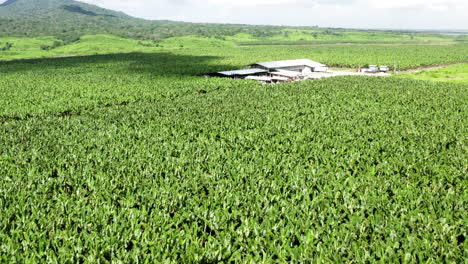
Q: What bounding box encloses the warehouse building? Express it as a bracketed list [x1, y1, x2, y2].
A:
[204, 58, 329, 82]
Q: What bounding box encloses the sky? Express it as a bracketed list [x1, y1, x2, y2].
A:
[61, 0, 468, 30]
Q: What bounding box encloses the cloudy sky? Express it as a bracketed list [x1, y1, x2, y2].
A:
[81, 0, 467, 30]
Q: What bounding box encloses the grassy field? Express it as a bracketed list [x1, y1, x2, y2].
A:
[1, 33, 468, 61]
[178, 44, 468, 69]
[0, 35, 159, 60]
[397, 63, 468, 84]
[229, 30, 466, 45]
[0, 34, 237, 60]
[1, 35, 468, 71]
[0, 47, 467, 262]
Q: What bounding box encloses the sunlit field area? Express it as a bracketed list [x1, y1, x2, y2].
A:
[397, 63, 468, 84]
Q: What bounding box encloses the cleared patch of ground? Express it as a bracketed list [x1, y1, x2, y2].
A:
[395, 63, 468, 84]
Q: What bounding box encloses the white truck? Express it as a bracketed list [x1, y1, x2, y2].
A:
[379, 66, 389, 72]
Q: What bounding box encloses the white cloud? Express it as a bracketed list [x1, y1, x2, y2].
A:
[3, 0, 464, 28]
[366, 0, 465, 10]
[74, 0, 468, 29]
[207, 0, 293, 5]
[80, 0, 467, 8]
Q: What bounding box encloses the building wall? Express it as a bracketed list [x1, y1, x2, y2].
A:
[254, 65, 307, 72]
[254, 64, 328, 73]
[303, 67, 312, 74]
[275, 66, 308, 72]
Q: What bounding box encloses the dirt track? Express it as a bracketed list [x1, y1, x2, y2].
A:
[305, 70, 390, 80]
[400, 61, 467, 73]
[330, 61, 467, 73]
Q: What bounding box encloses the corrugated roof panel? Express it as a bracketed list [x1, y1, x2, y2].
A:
[218, 68, 268, 76]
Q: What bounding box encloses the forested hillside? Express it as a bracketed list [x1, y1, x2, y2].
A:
[1, 0, 464, 45]
[0, 0, 288, 43]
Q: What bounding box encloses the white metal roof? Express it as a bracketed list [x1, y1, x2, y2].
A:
[249, 59, 326, 69]
[217, 68, 268, 76]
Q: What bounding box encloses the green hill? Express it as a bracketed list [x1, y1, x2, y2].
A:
[0, 0, 165, 41]
[0, 0, 127, 17]
[0, 0, 288, 43]
[0, 0, 466, 57]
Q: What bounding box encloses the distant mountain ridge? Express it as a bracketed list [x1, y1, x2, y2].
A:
[0, 0, 178, 41]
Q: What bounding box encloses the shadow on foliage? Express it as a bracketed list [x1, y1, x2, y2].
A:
[0, 52, 234, 76]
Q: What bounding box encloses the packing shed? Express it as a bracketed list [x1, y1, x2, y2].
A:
[203, 58, 330, 83]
